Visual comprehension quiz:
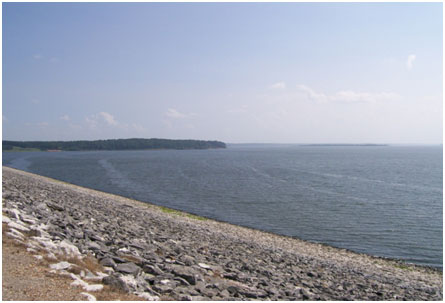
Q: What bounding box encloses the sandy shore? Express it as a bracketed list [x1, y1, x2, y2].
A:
[2, 166, 442, 300]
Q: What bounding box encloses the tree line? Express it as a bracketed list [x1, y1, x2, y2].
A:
[3, 138, 226, 151]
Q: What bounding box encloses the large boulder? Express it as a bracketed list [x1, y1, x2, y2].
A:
[170, 265, 201, 285]
[115, 262, 141, 276]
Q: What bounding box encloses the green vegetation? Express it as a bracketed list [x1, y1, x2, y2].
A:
[3, 146, 42, 152]
[2, 138, 226, 151]
[159, 206, 208, 221]
[393, 263, 414, 271]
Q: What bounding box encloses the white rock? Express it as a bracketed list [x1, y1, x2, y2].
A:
[71, 274, 104, 292]
[117, 247, 130, 254]
[32, 236, 57, 250]
[81, 292, 97, 301]
[71, 278, 88, 288]
[7, 232, 24, 240]
[83, 284, 103, 292]
[8, 221, 30, 232]
[58, 270, 73, 277]
[84, 270, 96, 279]
[119, 274, 138, 288]
[8, 228, 25, 238]
[50, 261, 72, 270]
[34, 255, 43, 260]
[94, 271, 108, 279]
[46, 252, 57, 260]
[198, 263, 211, 269]
[7, 208, 22, 220]
[36, 223, 49, 231]
[26, 241, 42, 251]
[21, 214, 37, 225]
[103, 266, 114, 274]
[2, 216, 12, 224]
[84, 271, 107, 281]
[160, 279, 171, 285]
[136, 292, 159, 301]
[59, 240, 81, 257]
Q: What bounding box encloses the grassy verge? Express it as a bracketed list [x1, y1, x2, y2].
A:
[158, 206, 208, 221]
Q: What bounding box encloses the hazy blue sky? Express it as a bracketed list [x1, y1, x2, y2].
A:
[2, 2, 443, 143]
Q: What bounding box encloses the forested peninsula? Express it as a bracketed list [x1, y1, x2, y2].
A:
[2, 138, 226, 151]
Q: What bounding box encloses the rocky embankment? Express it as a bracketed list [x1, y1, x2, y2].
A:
[2, 167, 442, 300]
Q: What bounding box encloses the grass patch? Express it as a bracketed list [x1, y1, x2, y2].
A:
[393, 263, 413, 271]
[186, 213, 208, 221]
[95, 285, 149, 301]
[158, 206, 208, 221]
[65, 254, 105, 274]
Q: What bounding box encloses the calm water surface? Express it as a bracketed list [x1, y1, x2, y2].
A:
[3, 145, 443, 268]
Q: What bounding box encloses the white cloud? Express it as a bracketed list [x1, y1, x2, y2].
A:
[269, 82, 286, 89]
[37, 122, 49, 127]
[165, 108, 187, 119]
[84, 112, 146, 135]
[330, 90, 400, 103]
[85, 116, 98, 129]
[296, 84, 400, 104]
[227, 105, 248, 114]
[296, 84, 328, 102]
[130, 123, 146, 132]
[33, 54, 42, 60]
[60, 114, 70, 121]
[406, 54, 416, 70]
[85, 112, 117, 128]
[98, 112, 118, 126]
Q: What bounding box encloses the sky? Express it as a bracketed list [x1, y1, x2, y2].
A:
[2, 2, 443, 144]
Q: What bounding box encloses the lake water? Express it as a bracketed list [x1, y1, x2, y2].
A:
[3, 144, 443, 268]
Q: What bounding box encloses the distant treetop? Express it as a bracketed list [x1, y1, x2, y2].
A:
[2, 138, 226, 151]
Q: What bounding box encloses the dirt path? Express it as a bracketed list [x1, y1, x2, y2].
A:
[2, 224, 88, 301]
[2, 223, 145, 301]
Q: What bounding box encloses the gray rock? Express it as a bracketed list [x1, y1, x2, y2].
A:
[89, 234, 105, 242]
[227, 285, 240, 295]
[220, 289, 231, 298]
[73, 230, 84, 239]
[99, 257, 116, 268]
[46, 201, 64, 211]
[180, 295, 193, 301]
[143, 264, 164, 276]
[174, 276, 191, 286]
[240, 288, 268, 299]
[153, 284, 174, 294]
[181, 255, 195, 266]
[171, 265, 200, 285]
[129, 240, 146, 250]
[36, 202, 49, 211]
[190, 296, 208, 301]
[102, 275, 130, 293]
[87, 241, 101, 251]
[110, 255, 127, 264]
[115, 262, 141, 276]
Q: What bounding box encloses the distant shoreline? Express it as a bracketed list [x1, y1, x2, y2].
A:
[2, 138, 226, 152]
[303, 143, 388, 147]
